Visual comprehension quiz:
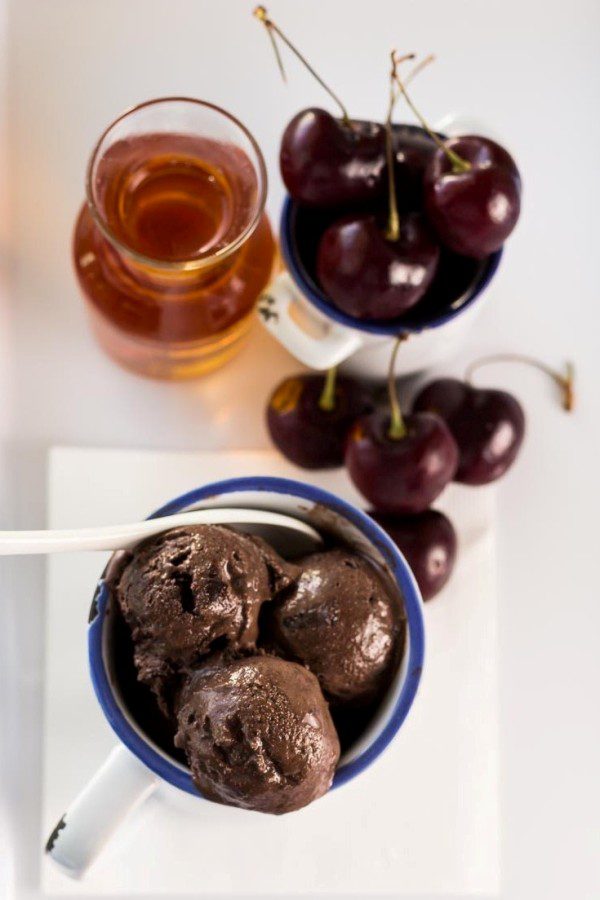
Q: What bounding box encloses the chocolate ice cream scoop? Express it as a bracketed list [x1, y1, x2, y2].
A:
[115, 525, 295, 707]
[174, 655, 340, 814]
[267, 550, 403, 707]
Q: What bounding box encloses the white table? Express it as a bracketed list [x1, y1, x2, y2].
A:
[0, 1, 599, 897]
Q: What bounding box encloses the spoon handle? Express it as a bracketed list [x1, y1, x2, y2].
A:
[0, 508, 321, 555]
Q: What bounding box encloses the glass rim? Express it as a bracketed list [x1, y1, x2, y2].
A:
[85, 96, 269, 271]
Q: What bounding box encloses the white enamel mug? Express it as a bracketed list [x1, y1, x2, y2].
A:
[258, 120, 503, 380]
[45, 477, 424, 878]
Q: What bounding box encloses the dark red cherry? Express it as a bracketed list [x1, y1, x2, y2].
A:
[254, 12, 386, 207]
[280, 108, 386, 207]
[266, 372, 373, 469]
[345, 410, 458, 514]
[413, 378, 525, 485]
[370, 509, 457, 601]
[316, 212, 440, 320]
[424, 136, 521, 258]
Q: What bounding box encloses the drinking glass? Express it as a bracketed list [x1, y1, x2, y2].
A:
[73, 98, 275, 379]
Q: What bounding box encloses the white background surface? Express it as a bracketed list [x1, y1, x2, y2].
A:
[42, 448, 498, 896]
[0, 0, 599, 898]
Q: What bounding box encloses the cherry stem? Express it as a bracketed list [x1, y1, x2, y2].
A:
[405, 53, 436, 87]
[464, 353, 575, 412]
[319, 366, 338, 412]
[253, 6, 351, 125]
[384, 52, 414, 242]
[385, 51, 436, 241]
[388, 336, 408, 439]
[391, 51, 471, 174]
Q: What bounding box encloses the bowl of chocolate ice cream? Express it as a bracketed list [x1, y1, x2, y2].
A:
[47, 477, 424, 875]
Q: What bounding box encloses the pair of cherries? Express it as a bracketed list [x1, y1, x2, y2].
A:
[255, 8, 522, 322]
[266, 361, 530, 601]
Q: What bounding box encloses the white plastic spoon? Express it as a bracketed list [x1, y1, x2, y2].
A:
[0, 507, 322, 557]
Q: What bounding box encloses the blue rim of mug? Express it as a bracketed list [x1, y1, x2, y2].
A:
[280, 195, 503, 336]
[88, 476, 425, 798]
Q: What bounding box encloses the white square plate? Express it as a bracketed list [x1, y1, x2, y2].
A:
[41, 446, 499, 896]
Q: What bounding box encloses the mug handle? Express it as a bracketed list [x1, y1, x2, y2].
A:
[45, 745, 157, 878]
[258, 272, 364, 370]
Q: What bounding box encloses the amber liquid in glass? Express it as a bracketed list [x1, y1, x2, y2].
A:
[74, 133, 275, 378]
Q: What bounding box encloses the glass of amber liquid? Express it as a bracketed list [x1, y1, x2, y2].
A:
[73, 98, 276, 379]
